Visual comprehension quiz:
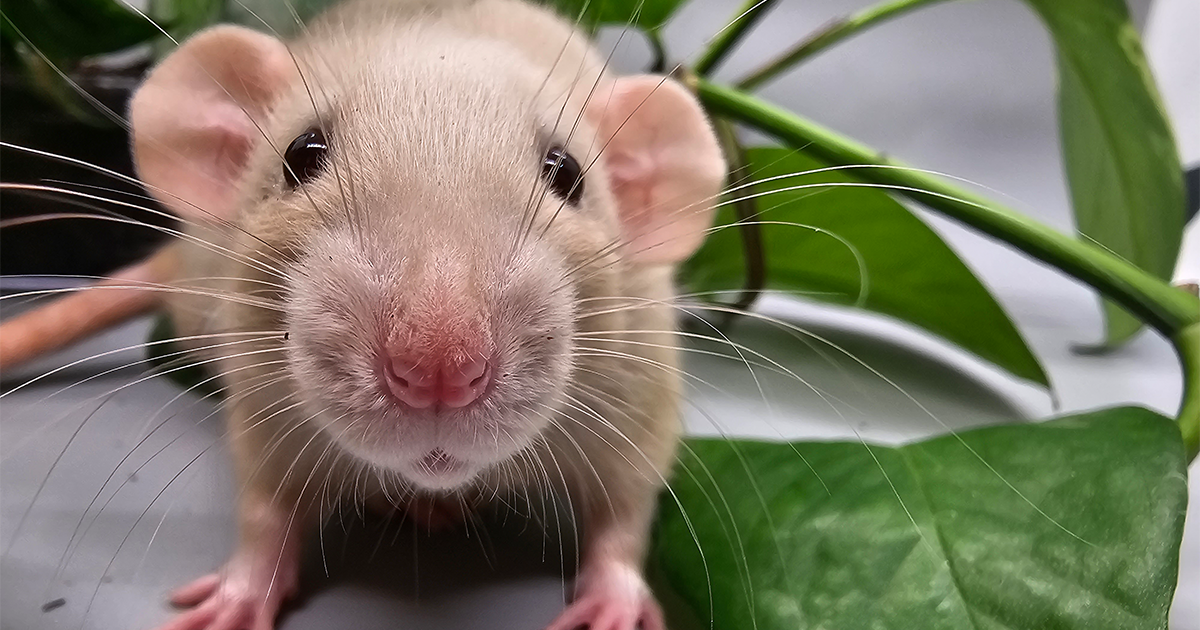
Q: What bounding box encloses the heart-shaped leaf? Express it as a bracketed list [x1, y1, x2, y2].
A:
[680, 147, 1049, 386]
[652, 407, 1187, 629]
[1023, 0, 1186, 347]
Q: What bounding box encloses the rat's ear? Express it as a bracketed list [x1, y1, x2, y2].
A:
[130, 25, 296, 222]
[589, 75, 726, 264]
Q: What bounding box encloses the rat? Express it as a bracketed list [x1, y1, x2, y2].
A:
[0, 0, 726, 629]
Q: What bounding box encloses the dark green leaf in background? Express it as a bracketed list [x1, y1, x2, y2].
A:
[223, 0, 689, 37]
[0, 0, 160, 62]
[546, 0, 690, 32]
[1023, 0, 1185, 348]
[151, 0, 223, 47]
[652, 407, 1187, 630]
[224, 0, 338, 37]
[146, 313, 219, 397]
[680, 148, 1048, 386]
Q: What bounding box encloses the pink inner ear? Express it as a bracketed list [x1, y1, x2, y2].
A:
[138, 101, 257, 224]
[129, 25, 296, 225]
[592, 76, 726, 265]
[606, 152, 656, 232]
[205, 104, 257, 197]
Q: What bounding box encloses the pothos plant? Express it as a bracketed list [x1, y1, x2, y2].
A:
[2, 0, 1196, 628]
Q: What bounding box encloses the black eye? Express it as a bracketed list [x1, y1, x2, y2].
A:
[542, 146, 583, 204]
[284, 128, 328, 188]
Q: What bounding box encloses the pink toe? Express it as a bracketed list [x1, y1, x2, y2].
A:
[590, 612, 616, 630]
[209, 604, 250, 630]
[154, 604, 217, 630]
[170, 574, 221, 607]
[544, 602, 591, 630]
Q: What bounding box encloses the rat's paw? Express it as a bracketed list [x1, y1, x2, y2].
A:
[544, 562, 664, 630]
[153, 554, 299, 630]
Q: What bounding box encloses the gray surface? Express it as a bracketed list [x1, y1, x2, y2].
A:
[2, 0, 1196, 628]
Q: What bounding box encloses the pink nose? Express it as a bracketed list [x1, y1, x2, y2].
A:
[383, 354, 491, 409]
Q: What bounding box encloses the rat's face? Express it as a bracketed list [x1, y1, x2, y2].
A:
[129, 20, 722, 493]
[248, 37, 622, 491]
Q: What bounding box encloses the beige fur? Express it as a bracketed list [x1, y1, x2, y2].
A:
[122, 1, 725, 628]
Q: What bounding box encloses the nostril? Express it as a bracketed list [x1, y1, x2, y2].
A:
[382, 354, 492, 410]
[384, 358, 436, 409]
[439, 357, 492, 409]
[388, 366, 409, 389]
[446, 356, 487, 385]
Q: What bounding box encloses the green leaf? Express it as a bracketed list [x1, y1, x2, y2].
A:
[224, 0, 337, 38]
[545, 0, 690, 31]
[652, 407, 1187, 630]
[223, 0, 689, 36]
[151, 0, 222, 45]
[0, 0, 160, 62]
[1024, 0, 1185, 347]
[681, 148, 1049, 386]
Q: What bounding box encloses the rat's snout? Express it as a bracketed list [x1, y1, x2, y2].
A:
[378, 284, 495, 411]
[384, 353, 491, 409]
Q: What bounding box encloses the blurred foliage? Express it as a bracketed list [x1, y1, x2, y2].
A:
[0, 0, 159, 62]
[1030, 0, 1186, 348]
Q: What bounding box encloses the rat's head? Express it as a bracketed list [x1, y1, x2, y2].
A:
[129, 23, 723, 491]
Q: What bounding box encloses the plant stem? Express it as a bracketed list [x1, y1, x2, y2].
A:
[696, 79, 1199, 339]
[1175, 324, 1200, 459]
[713, 118, 767, 322]
[647, 29, 667, 73]
[693, 0, 780, 77]
[698, 79, 1200, 456]
[737, 0, 948, 91]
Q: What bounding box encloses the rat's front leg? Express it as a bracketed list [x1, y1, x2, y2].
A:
[543, 516, 666, 630]
[153, 397, 323, 630]
[543, 404, 678, 630]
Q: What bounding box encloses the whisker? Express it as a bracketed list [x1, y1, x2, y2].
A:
[59, 368, 292, 583]
[0, 330, 283, 400]
[18, 166, 288, 262]
[0, 191, 290, 280]
[1, 336, 284, 463]
[0, 283, 285, 313]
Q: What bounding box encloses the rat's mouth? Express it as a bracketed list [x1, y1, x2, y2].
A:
[404, 449, 475, 490]
[420, 449, 461, 474]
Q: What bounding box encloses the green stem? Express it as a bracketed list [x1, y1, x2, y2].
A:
[737, 0, 947, 91]
[646, 29, 667, 73]
[693, 0, 780, 77]
[713, 117, 767, 322]
[695, 78, 1200, 454]
[1175, 324, 1200, 459]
